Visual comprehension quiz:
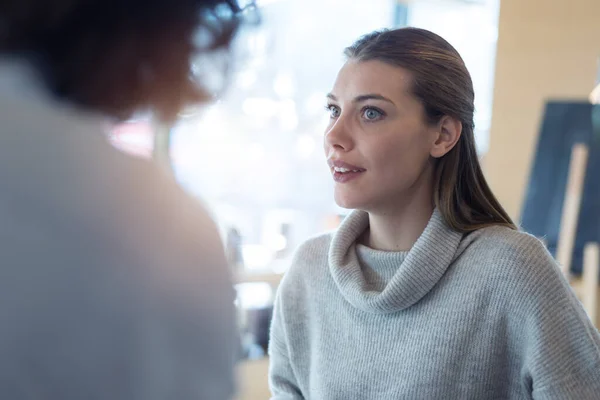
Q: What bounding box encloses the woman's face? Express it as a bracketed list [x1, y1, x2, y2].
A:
[324, 60, 440, 212]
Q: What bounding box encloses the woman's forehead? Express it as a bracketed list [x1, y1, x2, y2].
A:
[330, 60, 413, 100]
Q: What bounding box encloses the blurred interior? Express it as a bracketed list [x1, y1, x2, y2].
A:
[107, 0, 600, 398]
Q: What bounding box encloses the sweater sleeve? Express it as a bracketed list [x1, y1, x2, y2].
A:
[268, 286, 304, 400]
[518, 241, 600, 399]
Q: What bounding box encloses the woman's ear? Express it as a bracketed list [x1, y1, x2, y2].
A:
[430, 116, 462, 158]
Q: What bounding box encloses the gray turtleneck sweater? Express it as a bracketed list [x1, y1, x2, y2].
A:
[268, 209, 600, 399]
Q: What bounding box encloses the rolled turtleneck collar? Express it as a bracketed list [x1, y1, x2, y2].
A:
[328, 208, 463, 314]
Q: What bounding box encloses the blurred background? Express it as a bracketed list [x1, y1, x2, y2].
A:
[107, 0, 600, 398]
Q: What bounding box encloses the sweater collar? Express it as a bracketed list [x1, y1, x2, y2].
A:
[328, 208, 463, 314]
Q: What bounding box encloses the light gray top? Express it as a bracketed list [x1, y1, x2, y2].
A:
[269, 208, 600, 399]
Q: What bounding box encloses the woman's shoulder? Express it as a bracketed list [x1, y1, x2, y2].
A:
[457, 224, 562, 285]
[277, 232, 334, 293]
[293, 231, 335, 262]
[461, 224, 550, 262]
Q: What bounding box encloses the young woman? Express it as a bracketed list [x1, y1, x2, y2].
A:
[269, 27, 600, 399]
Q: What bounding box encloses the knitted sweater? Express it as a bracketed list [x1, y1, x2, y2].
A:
[268, 209, 600, 399]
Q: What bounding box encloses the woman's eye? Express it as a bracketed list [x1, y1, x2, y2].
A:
[326, 105, 341, 119]
[363, 107, 383, 121]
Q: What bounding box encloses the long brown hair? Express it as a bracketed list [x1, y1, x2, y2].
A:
[345, 27, 516, 232]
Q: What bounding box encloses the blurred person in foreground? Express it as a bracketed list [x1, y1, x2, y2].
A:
[0, 1, 244, 398]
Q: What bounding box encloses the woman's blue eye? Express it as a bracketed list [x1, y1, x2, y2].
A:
[363, 107, 383, 120]
[326, 105, 341, 119]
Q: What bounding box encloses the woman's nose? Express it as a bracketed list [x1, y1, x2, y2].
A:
[324, 118, 353, 152]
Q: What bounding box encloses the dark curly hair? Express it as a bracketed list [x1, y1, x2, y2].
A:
[0, 0, 244, 120]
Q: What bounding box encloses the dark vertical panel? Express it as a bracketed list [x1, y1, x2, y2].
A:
[521, 101, 598, 276]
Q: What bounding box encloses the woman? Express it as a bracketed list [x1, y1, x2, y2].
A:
[0, 0, 243, 398]
[269, 27, 600, 399]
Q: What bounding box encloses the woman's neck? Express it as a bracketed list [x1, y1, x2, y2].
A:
[362, 205, 433, 252]
[360, 172, 435, 252]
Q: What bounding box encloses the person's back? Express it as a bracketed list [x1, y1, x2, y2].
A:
[0, 0, 242, 397]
